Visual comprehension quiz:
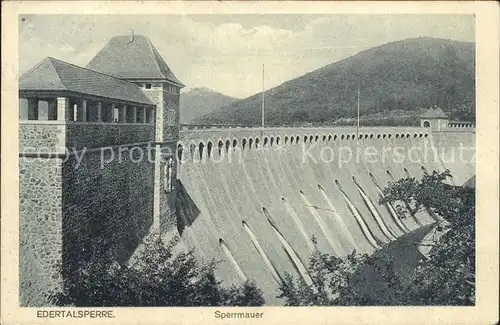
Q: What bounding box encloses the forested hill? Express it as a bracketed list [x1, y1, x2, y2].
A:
[193, 37, 475, 126]
[180, 87, 237, 123]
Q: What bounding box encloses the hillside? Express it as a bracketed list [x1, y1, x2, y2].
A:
[193, 37, 475, 126]
[180, 87, 237, 123]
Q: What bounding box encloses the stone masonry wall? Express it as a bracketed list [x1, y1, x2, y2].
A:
[159, 142, 178, 233]
[62, 145, 155, 277]
[141, 84, 180, 233]
[19, 157, 63, 306]
[20, 124, 65, 151]
[66, 124, 154, 150]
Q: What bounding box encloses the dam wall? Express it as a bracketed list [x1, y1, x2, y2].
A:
[175, 126, 475, 304]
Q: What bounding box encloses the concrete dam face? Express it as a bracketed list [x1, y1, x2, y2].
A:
[174, 126, 475, 304]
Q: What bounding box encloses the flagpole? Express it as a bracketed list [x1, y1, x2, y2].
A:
[357, 88, 360, 143]
[262, 64, 265, 128]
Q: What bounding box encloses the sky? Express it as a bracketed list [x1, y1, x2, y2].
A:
[19, 14, 474, 99]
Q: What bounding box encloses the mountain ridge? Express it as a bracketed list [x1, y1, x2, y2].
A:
[193, 37, 475, 126]
[180, 88, 238, 123]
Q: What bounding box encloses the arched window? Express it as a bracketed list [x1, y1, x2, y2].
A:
[310, 135, 314, 142]
[242, 138, 247, 150]
[276, 137, 280, 145]
[328, 134, 332, 141]
[255, 138, 260, 149]
[382, 134, 387, 139]
[233, 139, 237, 148]
[341, 134, 345, 140]
[207, 142, 212, 158]
[377, 134, 381, 139]
[346, 134, 350, 140]
[388, 134, 392, 139]
[423, 120, 431, 128]
[264, 137, 269, 146]
[370, 134, 374, 139]
[249, 138, 253, 149]
[406, 133, 410, 138]
[225, 140, 230, 153]
[334, 134, 338, 140]
[296, 136, 300, 143]
[364, 134, 368, 139]
[304, 135, 308, 143]
[270, 137, 274, 146]
[322, 135, 326, 142]
[395, 134, 399, 139]
[285, 136, 289, 144]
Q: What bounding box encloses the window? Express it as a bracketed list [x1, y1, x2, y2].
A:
[113, 106, 119, 122]
[146, 107, 154, 123]
[145, 84, 152, 89]
[165, 157, 174, 193]
[168, 109, 176, 124]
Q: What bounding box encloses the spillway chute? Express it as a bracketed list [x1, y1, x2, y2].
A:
[219, 238, 247, 282]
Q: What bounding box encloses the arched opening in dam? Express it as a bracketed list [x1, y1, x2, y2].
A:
[198, 142, 204, 161]
[218, 140, 223, 156]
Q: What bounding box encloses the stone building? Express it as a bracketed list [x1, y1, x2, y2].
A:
[420, 106, 475, 131]
[19, 35, 183, 306]
[420, 106, 449, 131]
[87, 34, 185, 231]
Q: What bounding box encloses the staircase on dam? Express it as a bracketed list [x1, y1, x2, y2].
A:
[172, 125, 475, 304]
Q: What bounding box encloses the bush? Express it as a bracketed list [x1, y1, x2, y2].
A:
[51, 234, 265, 307]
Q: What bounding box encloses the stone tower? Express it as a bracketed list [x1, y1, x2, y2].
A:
[87, 34, 185, 231]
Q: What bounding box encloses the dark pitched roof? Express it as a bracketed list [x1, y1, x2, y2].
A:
[86, 35, 184, 86]
[421, 106, 448, 119]
[19, 57, 154, 106]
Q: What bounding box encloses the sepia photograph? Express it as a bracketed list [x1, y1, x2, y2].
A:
[1, 2, 499, 324]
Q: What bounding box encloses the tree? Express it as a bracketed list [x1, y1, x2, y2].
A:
[278, 170, 475, 306]
[381, 170, 475, 305]
[51, 233, 265, 307]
